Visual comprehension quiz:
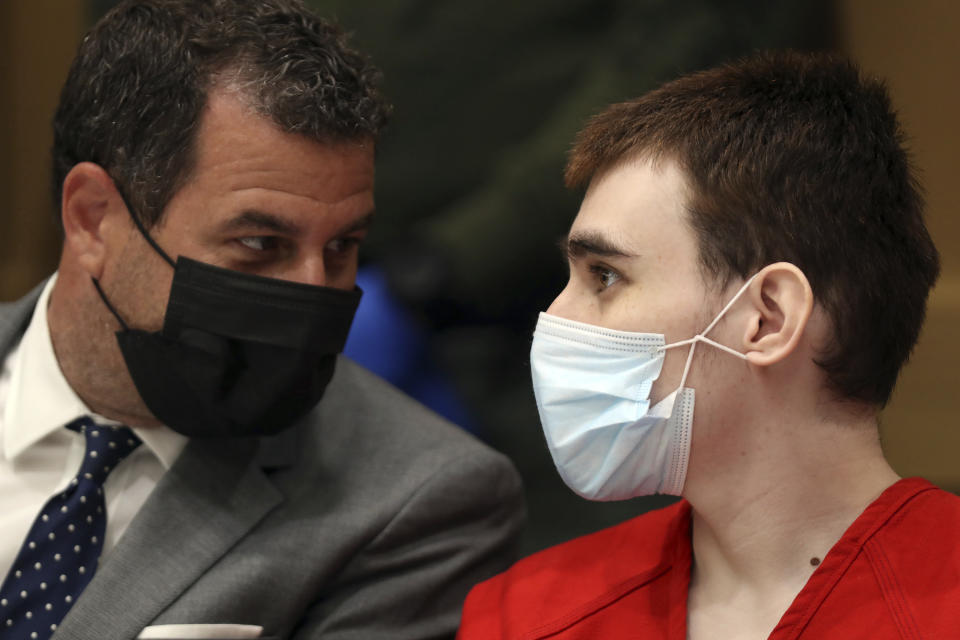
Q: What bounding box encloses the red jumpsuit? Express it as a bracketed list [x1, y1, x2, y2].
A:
[458, 478, 960, 639]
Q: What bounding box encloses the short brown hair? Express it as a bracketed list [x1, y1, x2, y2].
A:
[566, 51, 940, 407]
[52, 0, 391, 229]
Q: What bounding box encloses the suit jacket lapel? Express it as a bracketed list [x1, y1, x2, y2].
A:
[54, 436, 284, 640]
[1, 280, 291, 639]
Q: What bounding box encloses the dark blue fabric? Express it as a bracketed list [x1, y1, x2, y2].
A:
[344, 266, 475, 432]
[0, 418, 140, 639]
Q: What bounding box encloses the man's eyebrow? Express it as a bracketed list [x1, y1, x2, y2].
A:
[560, 231, 637, 259]
[218, 210, 301, 235]
[216, 210, 375, 236]
[334, 211, 375, 236]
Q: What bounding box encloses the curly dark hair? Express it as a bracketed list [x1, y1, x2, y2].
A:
[566, 51, 940, 408]
[52, 0, 391, 228]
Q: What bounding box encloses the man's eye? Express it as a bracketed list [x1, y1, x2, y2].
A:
[588, 264, 621, 290]
[238, 236, 279, 252]
[325, 237, 361, 254]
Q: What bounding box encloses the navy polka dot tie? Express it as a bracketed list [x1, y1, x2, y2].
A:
[0, 417, 141, 639]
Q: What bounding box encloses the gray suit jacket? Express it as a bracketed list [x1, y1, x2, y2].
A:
[0, 283, 525, 640]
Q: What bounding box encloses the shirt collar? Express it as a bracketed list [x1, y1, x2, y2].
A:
[2, 275, 188, 468]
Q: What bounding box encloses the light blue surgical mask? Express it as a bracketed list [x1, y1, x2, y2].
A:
[529, 275, 756, 500]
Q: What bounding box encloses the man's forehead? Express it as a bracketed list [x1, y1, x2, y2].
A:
[564, 157, 703, 274]
[583, 155, 689, 203]
[179, 90, 374, 194]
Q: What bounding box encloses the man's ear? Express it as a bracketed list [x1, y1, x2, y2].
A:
[741, 262, 814, 367]
[61, 162, 128, 279]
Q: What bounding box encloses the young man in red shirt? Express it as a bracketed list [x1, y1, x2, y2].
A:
[458, 52, 958, 639]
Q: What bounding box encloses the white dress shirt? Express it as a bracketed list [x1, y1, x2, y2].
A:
[0, 275, 188, 580]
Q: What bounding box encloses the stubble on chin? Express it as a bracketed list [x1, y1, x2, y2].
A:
[48, 262, 163, 428]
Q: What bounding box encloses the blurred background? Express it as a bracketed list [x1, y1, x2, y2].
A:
[1, 1, 957, 554]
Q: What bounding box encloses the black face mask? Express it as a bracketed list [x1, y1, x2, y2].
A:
[93, 211, 361, 438]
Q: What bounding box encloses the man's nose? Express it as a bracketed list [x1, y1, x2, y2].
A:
[546, 282, 577, 319]
[287, 256, 327, 287]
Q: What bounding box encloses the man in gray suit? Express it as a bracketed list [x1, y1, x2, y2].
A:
[0, 1, 524, 638]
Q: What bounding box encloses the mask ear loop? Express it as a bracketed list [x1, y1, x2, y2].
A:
[91, 277, 131, 331]
[88, 183, 176, 330]
[112, 183, 177, 269]
[125, 207, 176, 269]
[659, 274, 758, 390]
